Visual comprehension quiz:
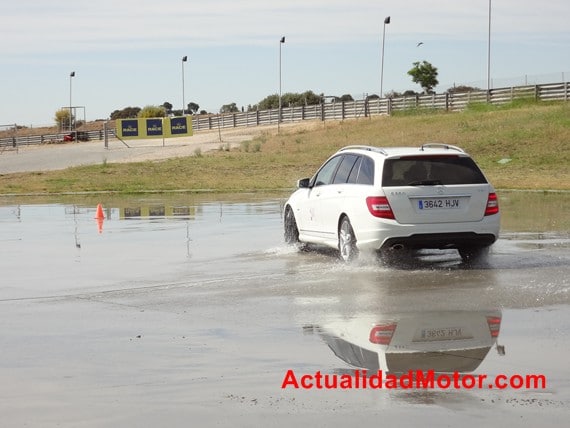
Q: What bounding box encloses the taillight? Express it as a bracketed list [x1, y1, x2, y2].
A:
[484, 192, 499, 216]
[369, 323, 397, 345]
[366, 196, 395, 219]
[486, 316, 501, 338]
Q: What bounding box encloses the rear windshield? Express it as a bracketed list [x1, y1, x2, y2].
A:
[382, 156, 488, 186]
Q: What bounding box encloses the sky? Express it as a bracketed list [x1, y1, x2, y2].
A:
[1, 0, 569, 127]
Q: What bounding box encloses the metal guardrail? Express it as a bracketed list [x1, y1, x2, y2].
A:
[2, 81, 568, 148]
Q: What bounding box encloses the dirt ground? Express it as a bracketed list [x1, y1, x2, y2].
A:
[0, 122, 314, 174]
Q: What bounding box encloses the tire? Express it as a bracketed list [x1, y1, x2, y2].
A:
[338, 217, 358, 262]
[284, 206, 300, 244]
[459, 246, 489, 264]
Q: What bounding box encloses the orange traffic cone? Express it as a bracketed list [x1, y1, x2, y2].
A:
[95, 204, 105, 234]
[95, 203, 105, 219]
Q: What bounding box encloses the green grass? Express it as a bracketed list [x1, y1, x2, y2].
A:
[0, 102, 568, 195]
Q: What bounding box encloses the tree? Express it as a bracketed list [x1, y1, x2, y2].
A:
[284, 90, 322, 107]
[187, 102, 200, 114]
[138, 105, 166, 118]
[256, 90, 322, 110]
[54, 108, 72, 130]
[257, 94, 279, 110]
[162, 102, 173, 115]
[446, 85, 480, 94]
[339, 94, 354, 102]
[407, 61, 439, 94]
[110, 107, 141, 120]
[220, 103, 239, 114]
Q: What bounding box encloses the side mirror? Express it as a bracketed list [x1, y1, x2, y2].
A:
[297, 178, 311, 188]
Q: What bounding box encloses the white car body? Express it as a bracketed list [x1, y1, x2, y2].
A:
[284, 144, 500, 261]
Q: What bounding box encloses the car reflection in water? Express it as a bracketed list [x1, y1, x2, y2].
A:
[308, 310, 504, 374]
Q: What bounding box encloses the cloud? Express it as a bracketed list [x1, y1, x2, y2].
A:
[3, 0, 568, 56]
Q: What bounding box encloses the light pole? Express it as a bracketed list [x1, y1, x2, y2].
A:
[487, 0, 492, 101]
[278, 36, 285, 132]
[380, 16, 390, 98]
[182, 56, 188, 115]
[69, 71, 75, 132]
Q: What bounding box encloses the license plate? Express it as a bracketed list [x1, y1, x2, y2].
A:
[418, 198, 460, 210]
[413, 327, 472, 342]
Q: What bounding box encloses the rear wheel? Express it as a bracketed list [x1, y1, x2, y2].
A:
[338, 217, 358, 262]
[284, 206, 299, 244]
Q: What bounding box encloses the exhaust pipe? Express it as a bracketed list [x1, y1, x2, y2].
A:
[390, 243, 405, 251]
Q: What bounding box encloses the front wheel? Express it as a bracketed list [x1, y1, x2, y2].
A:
[284, 206, 299, 244]
[338, 217, 358, 262]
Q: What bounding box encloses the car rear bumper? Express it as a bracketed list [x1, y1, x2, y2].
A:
[353, 214, 500, 252]
[380, 232, 496, 250]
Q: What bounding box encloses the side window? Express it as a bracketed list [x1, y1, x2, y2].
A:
[357, 156, 375, 185]
[347, 157, 362, 184]
[347, 155, 375, 185]
[312, 155, 343, 187]
[332, 154, 359, 184]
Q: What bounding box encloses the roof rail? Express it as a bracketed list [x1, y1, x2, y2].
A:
[339, 145, 388, 156]
[419, 143, 465, 153]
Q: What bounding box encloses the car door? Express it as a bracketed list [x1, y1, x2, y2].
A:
[319, 154, 360, 238]
[300, 155, 343, 241]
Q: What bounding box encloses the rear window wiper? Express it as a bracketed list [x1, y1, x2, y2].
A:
[408, 180, 443, 186]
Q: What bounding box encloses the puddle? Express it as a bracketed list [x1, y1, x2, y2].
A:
[0, 191, 569, 426]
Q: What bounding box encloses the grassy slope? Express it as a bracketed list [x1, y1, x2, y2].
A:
[0, 101, 568, 194]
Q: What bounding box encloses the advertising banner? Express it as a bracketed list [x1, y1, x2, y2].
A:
[116, 116, 193, 140]
[120, 119, 140, 138]
[170, 117, 190, 135]
[146, 119, 163, 136]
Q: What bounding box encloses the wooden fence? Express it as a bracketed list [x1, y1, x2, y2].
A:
[2, 81, 569, 148]
[0, 129, 108, 148]
[191, 81, 569, 131]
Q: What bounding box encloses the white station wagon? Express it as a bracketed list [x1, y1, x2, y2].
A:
[283, 144, 500, 262]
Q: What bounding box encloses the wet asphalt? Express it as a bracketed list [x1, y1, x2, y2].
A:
[0, 193, 568, 426]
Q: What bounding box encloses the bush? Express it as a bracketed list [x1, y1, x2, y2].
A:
[138, 105, 166, 118]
